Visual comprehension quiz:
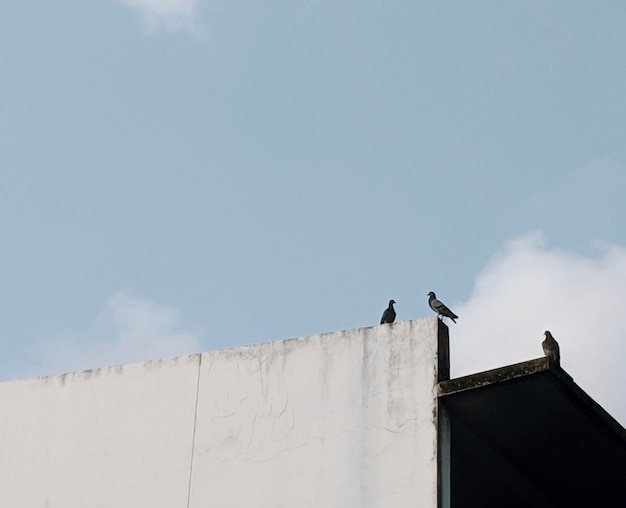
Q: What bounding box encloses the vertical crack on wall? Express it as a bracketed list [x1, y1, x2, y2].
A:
[186, 354, 203, 508]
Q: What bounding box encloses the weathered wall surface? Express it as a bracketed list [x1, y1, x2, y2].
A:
[0, 355, 200, 508]
[0, 318, 442, 508]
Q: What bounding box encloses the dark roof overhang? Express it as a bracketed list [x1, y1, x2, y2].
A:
[438, 357, 626, 507]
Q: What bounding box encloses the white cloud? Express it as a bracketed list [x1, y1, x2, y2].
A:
[35, 291, 205, 376]
[453, 231, 626, 425]
[117, 0, 209, 41]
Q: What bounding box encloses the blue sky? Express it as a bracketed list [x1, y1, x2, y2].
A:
[2, 2, 626, 422]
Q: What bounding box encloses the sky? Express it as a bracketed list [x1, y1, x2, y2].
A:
[1, 2, 626, 424]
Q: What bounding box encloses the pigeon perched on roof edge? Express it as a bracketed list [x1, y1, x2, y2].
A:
[380, 299, 396, 324]
[542, 330, 560, 365]
[427, 292, 458, 323]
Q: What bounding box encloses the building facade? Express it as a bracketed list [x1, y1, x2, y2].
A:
[0, 318, 444, 507]
[1, 317, 625, 507]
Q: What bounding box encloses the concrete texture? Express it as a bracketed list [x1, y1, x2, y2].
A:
[0, 318, 442, 507]
[0, 355, 200, 508]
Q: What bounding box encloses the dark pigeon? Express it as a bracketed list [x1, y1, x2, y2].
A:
[380, 299, 396, 324]
[542, 330, 560, 365]
[427, 291, 458, 323]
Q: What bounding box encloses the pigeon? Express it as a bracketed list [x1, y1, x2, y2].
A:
[380, 299, 396, 324]
[542, 330, 560, 365]
[427, 291, 458, 323]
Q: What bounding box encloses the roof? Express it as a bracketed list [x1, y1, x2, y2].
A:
[438, 357, 626, 507]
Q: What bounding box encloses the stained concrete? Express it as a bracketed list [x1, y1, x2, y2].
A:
[0, 318, 444, 508]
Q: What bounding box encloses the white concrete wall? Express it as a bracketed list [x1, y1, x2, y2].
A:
[0, 355, 200, 508]
[0, 318, 442, 508]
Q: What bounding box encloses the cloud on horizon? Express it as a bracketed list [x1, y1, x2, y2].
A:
[116, 0, 209, 40]
[453, 231, 626, 425]
[32, 291, 205, 377]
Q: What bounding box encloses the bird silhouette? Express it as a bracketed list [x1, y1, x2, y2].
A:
[380, 299, 396, 324]
[427, 292, 458, 323]
[542, 330, 560, 365]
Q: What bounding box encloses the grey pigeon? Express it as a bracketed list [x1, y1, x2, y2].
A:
[427, 292, 458, 323]
[380, 299, 396, 324]
[542, 330, 560, 365]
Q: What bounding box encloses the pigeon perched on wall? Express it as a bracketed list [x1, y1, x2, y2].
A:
[380, 299, 396, 324]
[427, 292, 458, 323]
[542, 330, 560, 365]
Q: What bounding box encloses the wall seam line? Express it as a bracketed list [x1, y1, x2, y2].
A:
[186, 353, 202, 508]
